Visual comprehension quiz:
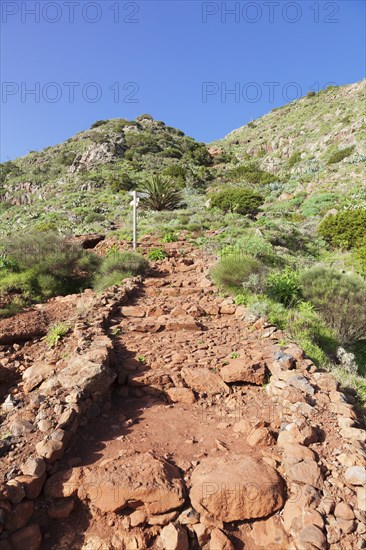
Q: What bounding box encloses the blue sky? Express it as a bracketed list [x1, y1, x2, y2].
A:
[1, 0, 365, 161]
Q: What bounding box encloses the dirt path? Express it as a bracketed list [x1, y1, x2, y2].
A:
[2, 239, 364, 550]
[41, 246, 283, 549]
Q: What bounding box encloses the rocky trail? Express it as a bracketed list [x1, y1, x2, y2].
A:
[0, 237, 365, 550]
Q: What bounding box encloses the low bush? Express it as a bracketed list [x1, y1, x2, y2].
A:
[90, 120, 108, 129]
[327, 146, 355, 164]
[286, 302, 338, 365]
[352, 241, 366, 275]
[99, 251, 148, 277]
[110, 173, 135, 192]
[1, 232, 101, 299]
[318, 209, 366, 249]
[288, 151, 302, 168]
[210, 255, 264, 290]
[93, 270, 133, 291]
[162, 230, 178, 243]
[300, 193, 337, 217]
[210, 188, 264, 216]
[266, 268, 301, 307]
[148, 248, 167, 261]
[227, 163, 276, 185]
[93, 251, 148, 291]
[300, 267, 366, 345]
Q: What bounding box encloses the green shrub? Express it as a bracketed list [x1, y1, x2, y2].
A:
[0, 270, 37, 297]
[84, 212, 105, 224]
[148, 248, 167, 261]
[110, 173, 135, 193]
[210, 255, 264, 290]
[234, 293, 249, 305]
[162, 230, 178, 243]
[163, 165, 186, 180]
[352, 242, 366, 275]
[226, 163, 276, 185]
[93, 251, 148, 291]
[37, 273, 63, 298]
[221, 235, 276, 265]
[93, 270, 133, 291]
[1, 232, 101, 304]
[318, 209, 366, 249]
[301, 193, 337, 217]
[300, 267, 366, 344]
[266, 268, 301, 307]
[288, 151, 302, 168]
[210, 188, 264, 216]
[327, 146, 355, 165]
[286, 302, 338, 365]
[306, 91, 316, 98]
[99, 251, 148, 277]
[33, 221, 58, 233]
[90, 120, 108, 129]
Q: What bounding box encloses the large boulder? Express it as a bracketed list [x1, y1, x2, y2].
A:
[22, 362, 55, 394]
[190, 455, 285, 522]
[79, 452, 185, 514]
[220, 357, 267, 385]
[57, 342, 116, 395]
[181, 367, 229, 395]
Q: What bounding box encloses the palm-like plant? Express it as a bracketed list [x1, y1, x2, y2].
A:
[139, 174, 183, 211]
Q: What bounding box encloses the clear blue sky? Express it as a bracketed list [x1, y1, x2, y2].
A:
[1, 0, 365, 161]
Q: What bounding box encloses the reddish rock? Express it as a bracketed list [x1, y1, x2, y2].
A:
[220, 358, 267, 385]
[121, 306, 145, 318]
[35, 438, 65, 463]
[23, 362, 53, 394]
[21, 457, 46, 478]
[47, 498, 75, 519]
[249, 516, 291, 549]
[5, 500, 34, 533]
[165, 387, 196, 404]
[334, 501, 354, 520]
[246, 426, 276, 447]
[314, 372, 339, 392]
[44, 468, 82, 499]
[181, 367, 229, 396]
[1, 480, 25, 504]
[285, 459, 323, 489]
[190, 455, 285, 522]
[79, 452, 185, 515]
[166, 317, 201, 331]
[219, 304, 236, 315]
[14, 474, 46, 500]
[159, 522, 188, 550]
[277, 421, 318, 447]
[128, 370, 172, 392]
[148, 510, 179, 526]
[9, 524, 42, 550]
[209, 528, 234, 549]
[298, 525, 327, 549]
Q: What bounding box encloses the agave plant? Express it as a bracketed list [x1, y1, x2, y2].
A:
[139, 175, 183, 211]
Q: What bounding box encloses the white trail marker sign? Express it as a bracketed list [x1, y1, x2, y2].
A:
[128, 191, 149, 251]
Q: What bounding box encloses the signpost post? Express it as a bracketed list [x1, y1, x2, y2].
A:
[128, 191, 149, 251]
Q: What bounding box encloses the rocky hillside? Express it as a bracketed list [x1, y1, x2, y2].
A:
[1, 80, 365, 237]
[0, 115, 214, 236]
[213, 79, 366, 218]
